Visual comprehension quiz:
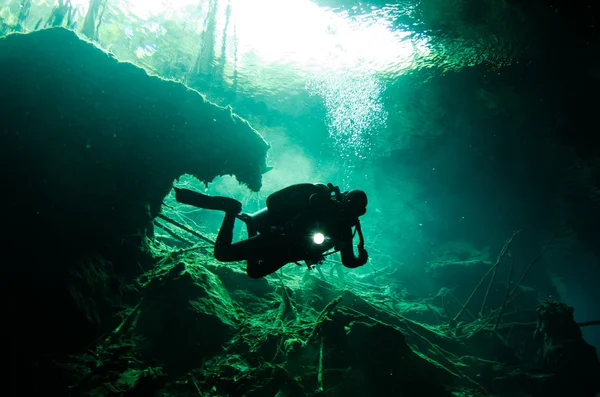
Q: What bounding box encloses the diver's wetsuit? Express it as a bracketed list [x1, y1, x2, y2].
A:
[176, 183, 368, 278]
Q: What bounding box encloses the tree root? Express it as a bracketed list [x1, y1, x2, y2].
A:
[153, 220, 194, 246]
[494, 255, 514, 331]
[455, 230, 520, 323]
[305, 295, 343, 345]
[105, 297, 145, 345]
[156, 213, 215, 245]
[316, 336, 324, 393]
[507, 234, 555, 300]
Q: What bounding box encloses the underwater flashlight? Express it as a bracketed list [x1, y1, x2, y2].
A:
[312, 232, 325, 245]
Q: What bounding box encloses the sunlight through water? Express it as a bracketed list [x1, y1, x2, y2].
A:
[67, 0, 429, 77]
[306, 71, 387, 161]
[64, 0, 422, 164]
[229, 0, 426, 76]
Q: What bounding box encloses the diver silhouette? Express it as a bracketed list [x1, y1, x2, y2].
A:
[173, 183, 369, 278]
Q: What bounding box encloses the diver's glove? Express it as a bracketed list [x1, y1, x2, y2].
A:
[327, 183, 343, 201]
[358, 245, 369, 266]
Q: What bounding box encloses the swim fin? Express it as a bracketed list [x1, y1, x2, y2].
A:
[174, 187, 242, 213]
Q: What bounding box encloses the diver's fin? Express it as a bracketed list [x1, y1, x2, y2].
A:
[174, 187, 241, 213]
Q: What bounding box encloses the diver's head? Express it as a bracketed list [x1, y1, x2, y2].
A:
[342, 189, 368, 217]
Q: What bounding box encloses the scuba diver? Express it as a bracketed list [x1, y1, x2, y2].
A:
[173, 183, 369, 278]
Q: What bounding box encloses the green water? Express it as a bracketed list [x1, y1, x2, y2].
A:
[2, 0, 600, 395]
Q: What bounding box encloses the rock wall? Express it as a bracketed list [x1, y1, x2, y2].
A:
[0, 27, 269, 367]
[0, 27, 269, 257]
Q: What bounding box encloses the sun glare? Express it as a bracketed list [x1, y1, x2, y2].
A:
[60, 0, 416, 162]
[229, 0, 422, 74]
[66, 0, 424, 76]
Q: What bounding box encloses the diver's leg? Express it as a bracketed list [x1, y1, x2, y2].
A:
[214, 222, 290, 278]
[213, 213, 270, 262]
[246, 258, 288, 279]
[245, 237, 305, 278]
[213, 212, 242, 261]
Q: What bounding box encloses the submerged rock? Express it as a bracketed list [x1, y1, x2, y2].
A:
[0, 27, 270, 254]
[134, 262, 240, 376]
[41, 248, 600, 397]
[533, 300, 600, 397]
[0, 27, 269, 380]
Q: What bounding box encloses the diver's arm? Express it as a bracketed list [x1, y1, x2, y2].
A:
[338, 222, 368, 268]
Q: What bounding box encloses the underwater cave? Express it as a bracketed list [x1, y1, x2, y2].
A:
[2, 0, 600, 396]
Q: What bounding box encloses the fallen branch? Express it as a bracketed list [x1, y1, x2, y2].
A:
[461, 312, 498, 339]
[442, 294, 453, 323]
[448, 293, 477, 321]
[578, 320, 600, 327]
[494, 255, 514, 331]
[105, 297, 145, 345]
[191, 378, 205, 396]
[453, 230, 520, 324]
[507, 234, 554, 300]
[173, 244, 213, 255]
[157, 213, 215, 244]
[316, 336, 324, 393]
[153, 220, 194, 245]
[305, 295, 343, 345]
[368, 247, 404, 266]
[496, 321, 537, 328]
[480, 255, 500, 316]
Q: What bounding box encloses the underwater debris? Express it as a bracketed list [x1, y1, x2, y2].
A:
[37, 241, 600, 397]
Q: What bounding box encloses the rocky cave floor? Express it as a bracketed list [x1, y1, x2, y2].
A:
[47, 228, 600, 397]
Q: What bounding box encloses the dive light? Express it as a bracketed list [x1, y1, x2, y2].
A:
[312, 232, 325, 245]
